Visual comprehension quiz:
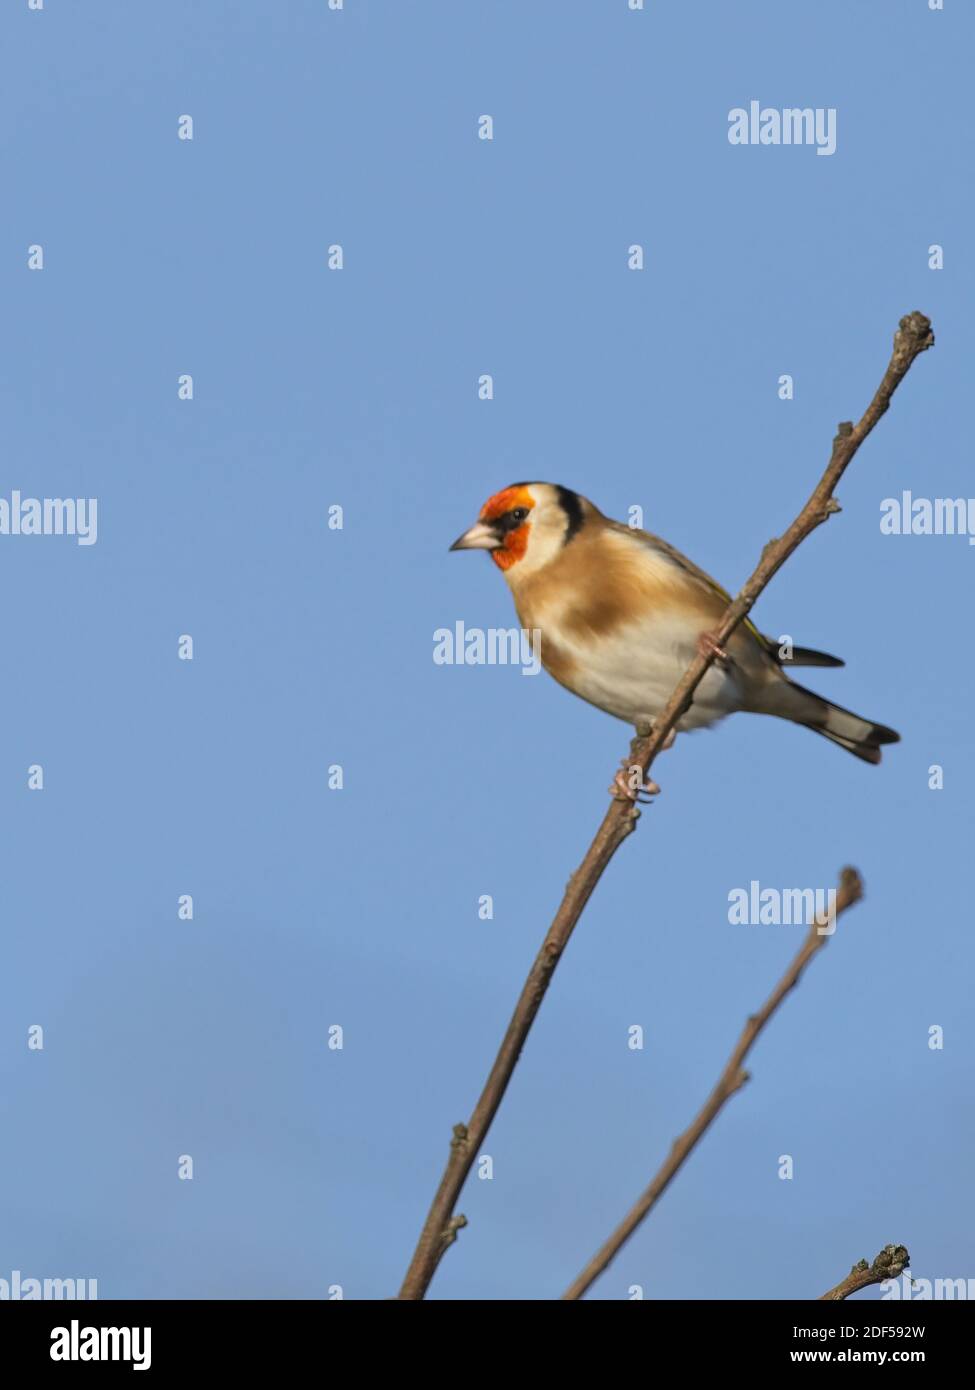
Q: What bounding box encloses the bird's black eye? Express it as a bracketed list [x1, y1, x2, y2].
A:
[495, 506, 530, 535]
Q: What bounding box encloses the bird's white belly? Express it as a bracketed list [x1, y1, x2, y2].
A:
[545, 614, 745, 731]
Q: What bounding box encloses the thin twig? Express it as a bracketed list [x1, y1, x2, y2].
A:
[562, 867, 863, 1299]
[398, 313, 933, 1300]
[819, 1244, 911, 1300]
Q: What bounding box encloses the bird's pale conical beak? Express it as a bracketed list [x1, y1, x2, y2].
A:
[449, 520, 500, 552]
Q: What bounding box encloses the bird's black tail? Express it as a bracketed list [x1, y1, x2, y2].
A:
[762, 680, 900, 765]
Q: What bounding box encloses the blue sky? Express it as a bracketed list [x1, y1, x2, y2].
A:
[1, 0, 971, 1301]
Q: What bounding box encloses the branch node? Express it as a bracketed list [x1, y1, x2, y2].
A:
[839, 865, 864, 903]
[818, 1243, 910, 1300]
[896, 310, 934, 355]
[871, 1243, 910, 1280]
[438, 1213, 468, 1251]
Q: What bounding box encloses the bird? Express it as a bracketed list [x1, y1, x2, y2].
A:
[449, 482, 899, 791]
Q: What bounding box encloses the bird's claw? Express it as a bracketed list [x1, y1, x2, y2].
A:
[610, 764, 660, 803]
[697, 630, 729, 666]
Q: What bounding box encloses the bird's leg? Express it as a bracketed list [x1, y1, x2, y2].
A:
[608, 719, 676, 801]
[636, 717, 676, 752]
[697, 629, 730, 666]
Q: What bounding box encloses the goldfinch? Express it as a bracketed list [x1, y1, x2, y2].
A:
[449, 483, 899, 766]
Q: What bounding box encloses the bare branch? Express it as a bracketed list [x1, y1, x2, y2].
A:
[562, 868, 863, 1299]
[819, 1244, 911, 1301]
[398, 313, 933, 1300]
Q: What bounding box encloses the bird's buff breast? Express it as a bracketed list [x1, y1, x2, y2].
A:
[514, 603, 745, 730]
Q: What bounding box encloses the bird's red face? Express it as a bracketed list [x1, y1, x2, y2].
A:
[449, 484, 536, 570]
